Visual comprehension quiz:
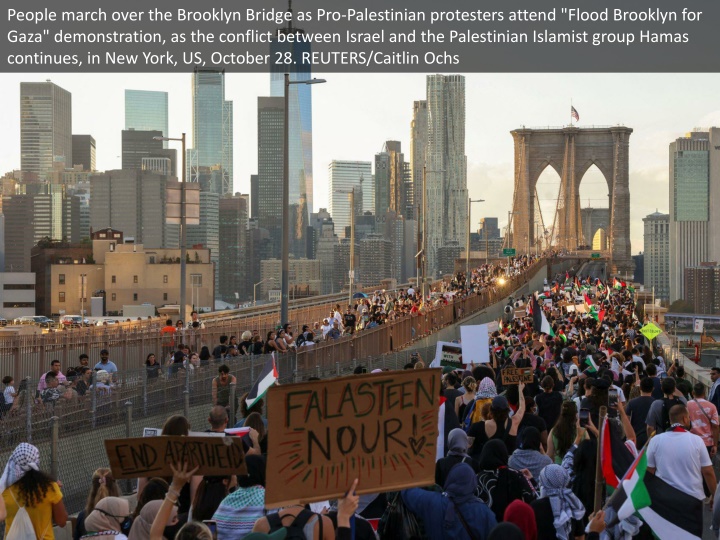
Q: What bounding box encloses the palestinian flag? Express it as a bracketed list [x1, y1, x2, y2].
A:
[583, 292, 593, 307]
[531, 295, 555, 337]
[600, 416, 635, 492]
[565, 271, 570, 283]
[613, 277, 626, 289]
[583, 355, 599, 373]
[246, 353, 278, 409]
[607, 446, 703, 539]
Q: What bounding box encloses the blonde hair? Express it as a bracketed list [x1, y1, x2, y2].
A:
[414, 361, 426, 369]
[176, 521, 213, 540]
[241, 330, 252, 341]
[462, 376, 477, 393]
[85, 468, 119, 516]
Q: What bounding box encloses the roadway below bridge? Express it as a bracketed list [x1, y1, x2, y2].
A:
[576, 260, 607, 281]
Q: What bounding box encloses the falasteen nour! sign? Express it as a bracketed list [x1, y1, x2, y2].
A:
[265, 368, 440, 508]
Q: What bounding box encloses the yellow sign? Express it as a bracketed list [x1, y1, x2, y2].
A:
[640, 322, 661, 341]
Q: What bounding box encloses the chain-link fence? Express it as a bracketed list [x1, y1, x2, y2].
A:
[0, 344, 438, 516]
[0, 258, 552, 516]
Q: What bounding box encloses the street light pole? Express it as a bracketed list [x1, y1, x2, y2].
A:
[154, 133, 187, 322]
[80, 273, 86, 317]
[466, 197, 484, 286]
[349, 188, 355, 307]
[281, 75, 326, 325]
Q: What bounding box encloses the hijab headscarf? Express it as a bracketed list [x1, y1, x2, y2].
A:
[504, 500, 538, 540]
[237, 455, 266, 488]
[442, 462, 477, 526]
[477, 377, 498, 400]
[538, 464, 585, 540]
[446, 428, 469, 458]
[84, 496, 130, 534]
[0, 443, 40, 492]
[478, 439, 509, 470]
[519, 427, 542, 451]
[128, 500, 177, 540]
[488, 523, 525, 540]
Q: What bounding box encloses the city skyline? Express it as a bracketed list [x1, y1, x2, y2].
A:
[2, 73, 720, 255]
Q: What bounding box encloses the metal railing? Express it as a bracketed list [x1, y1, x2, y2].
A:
[0, 259, 545, 515]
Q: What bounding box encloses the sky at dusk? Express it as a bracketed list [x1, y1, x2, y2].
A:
[1, 72, 719, 254]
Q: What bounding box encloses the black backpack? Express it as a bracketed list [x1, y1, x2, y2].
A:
[267, 509, 322, 540]
[661, 397, 683, 431]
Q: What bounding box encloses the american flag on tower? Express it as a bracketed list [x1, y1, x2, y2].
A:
[571, 106, 580, 122]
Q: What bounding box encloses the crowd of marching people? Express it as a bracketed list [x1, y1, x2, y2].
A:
[6, 260, 711, 539]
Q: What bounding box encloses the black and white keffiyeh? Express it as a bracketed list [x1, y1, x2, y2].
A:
[0, 442, 40, 492]
[538, 464, 586, 540]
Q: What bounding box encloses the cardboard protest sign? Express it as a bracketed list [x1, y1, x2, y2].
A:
[104, 436, 247, 479]
[265, 369, 440, 508]
[501, 367, 534, 385]
[460, 325, 490, 364]
[486, 321, 500, 333]
[430, 341, 463, 368]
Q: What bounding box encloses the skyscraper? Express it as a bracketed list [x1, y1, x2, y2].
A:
[20, 81, 72, 179]
[424, 75, 468, 278]
[669, 128, 720, 301]
[375, 141, 408, 217]
[190, 70, 233, 194]
[72, 135, 96, 172]
[643, 211, 670, 301]
[89, 170, 179, 248]
[219, 194, 249, 302]
[271, 2, 314, 220]
[328, 161, 372, 239]
[409, 101, 428, 222]
[257, 97, 285, 258]
[125, 90, 168, 146]
[121, 130, 177, 175]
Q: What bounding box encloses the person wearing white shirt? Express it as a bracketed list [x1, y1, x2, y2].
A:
[647, 403, 716, 500]
[321, 319, 333, 339]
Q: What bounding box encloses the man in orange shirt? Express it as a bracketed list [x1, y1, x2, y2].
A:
[160, 319, 177, 362]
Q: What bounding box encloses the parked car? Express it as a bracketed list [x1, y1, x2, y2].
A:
[13, 316, 53, 327]
[95, 318, 119, 326]
[0, 317, 7, 326]
[59, 315, 90, 328]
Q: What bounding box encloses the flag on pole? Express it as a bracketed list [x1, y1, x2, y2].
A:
[246, 353, 279, 409]
[531, 295, 555, 337]
[607, 445, 703, 539]
[571, 106, 580, 122]
[600, 416, 635, 492]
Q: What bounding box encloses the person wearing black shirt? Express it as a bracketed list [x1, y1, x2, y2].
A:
[535, 375, 564, 430]
[624, 377, 655, 450]
[212, 335, 228, 361]
[343, 307, 357, 335]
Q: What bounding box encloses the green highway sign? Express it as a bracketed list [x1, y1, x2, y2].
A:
[503, 248, 516, 257]
[591, 253, 601, 259]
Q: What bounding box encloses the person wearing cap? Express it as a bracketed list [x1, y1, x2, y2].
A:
[94, 349, 118, 376]
[469, 384, 526, 458]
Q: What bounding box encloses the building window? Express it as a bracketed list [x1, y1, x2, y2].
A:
[111, 275, 116, 284]
[133, 293, 138, 301]
[163, 275, 168, 284]
[111, 293, 116, 301]
[3, 284, 34, 290]
[190, 274, 202, 287]
[163, 293, 168, 301]
[59, 274, 65, 285]
[133, 275, 138, 284]
[59, 292, 65, 302]
[3, 302, 34, 308]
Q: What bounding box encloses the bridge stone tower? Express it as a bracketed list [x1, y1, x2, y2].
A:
[510, 126, 633, 275]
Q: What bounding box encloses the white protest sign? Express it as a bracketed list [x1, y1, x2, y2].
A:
[461, 324, 490, 364]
